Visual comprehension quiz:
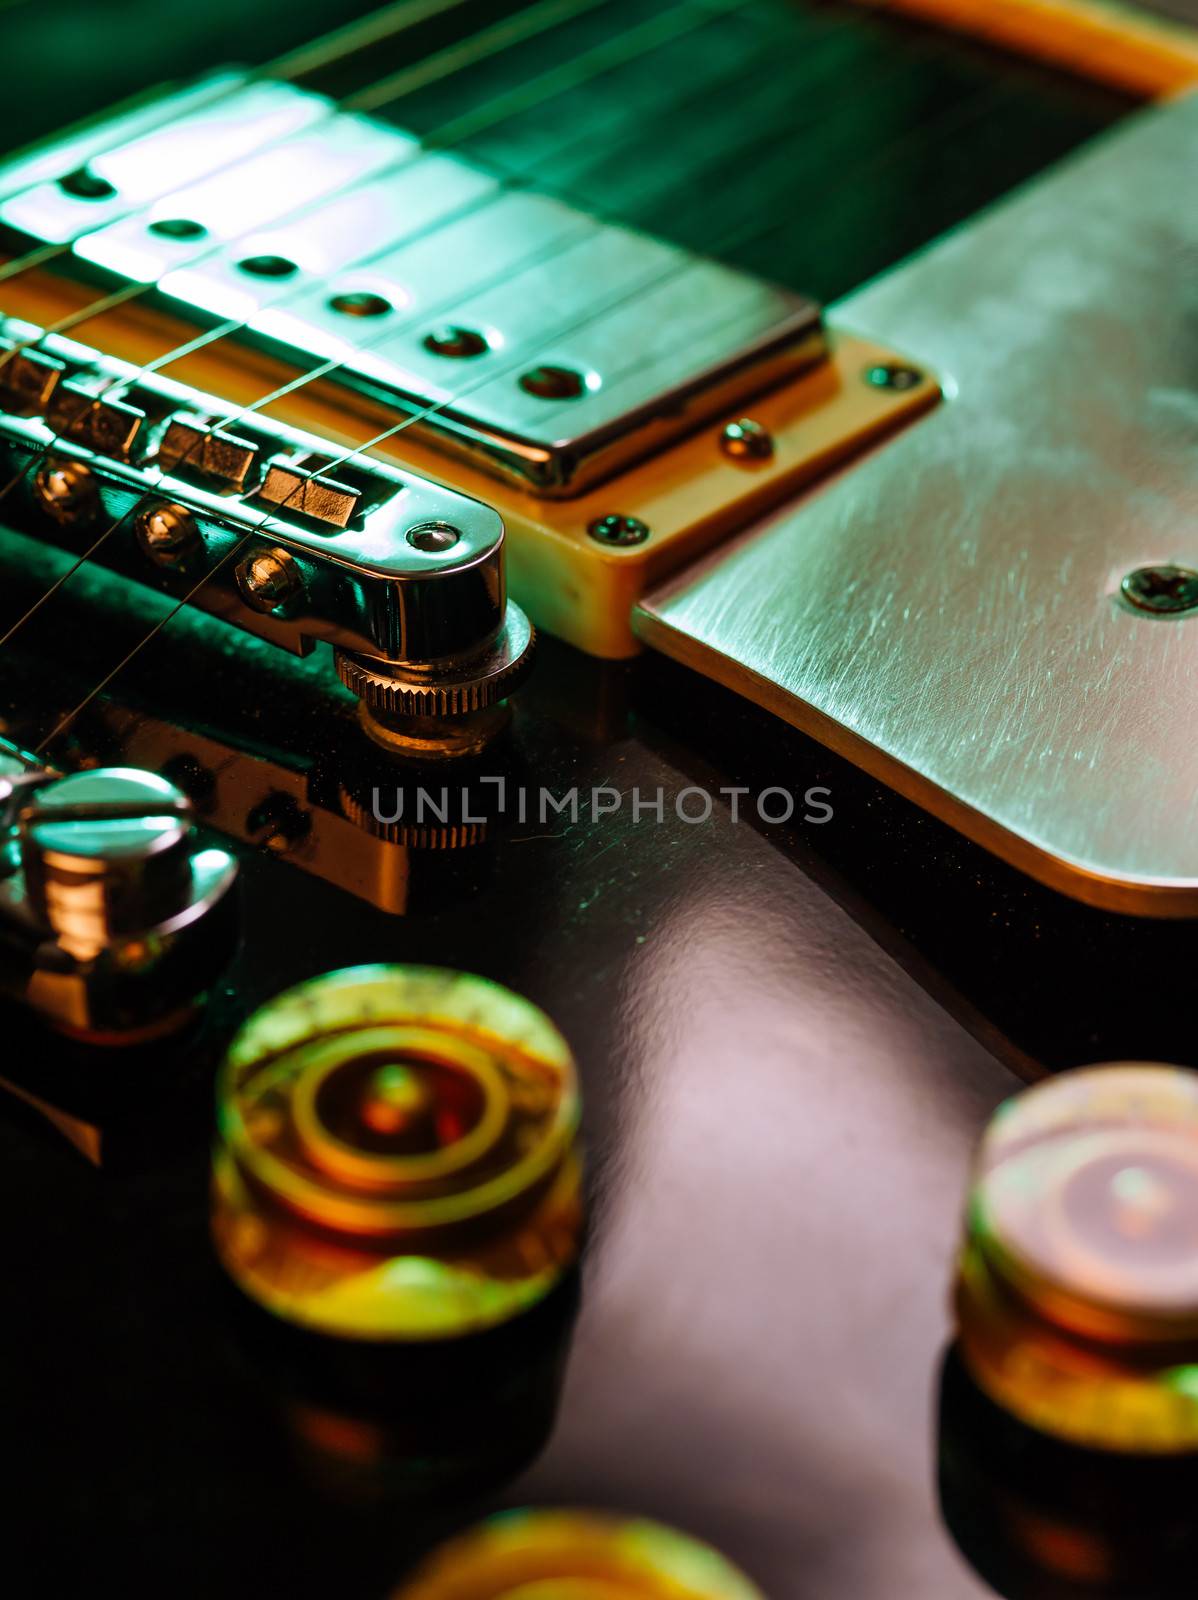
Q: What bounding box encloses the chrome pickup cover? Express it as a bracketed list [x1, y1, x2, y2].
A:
[0, 76, 824, 496]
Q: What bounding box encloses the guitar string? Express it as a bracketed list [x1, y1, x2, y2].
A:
[31, 47, 1012, 756]
[0, 0, 757, 641]
[0, 0, 481, 289]
[342, 0, 621, 112]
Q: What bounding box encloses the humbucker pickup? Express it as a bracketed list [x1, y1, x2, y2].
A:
[0, 73, 825, 496]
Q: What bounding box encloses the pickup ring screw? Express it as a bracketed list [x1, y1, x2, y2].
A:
[33, 457, 97, 527]
[423, 325, 489, 358]
[865, 362, 923, 392]
[1121, 565, 1198, 616]
[588, 513, 650, 548]
[720, 417, 774, 462]
[236, 546, 302, 614]
[136, 501, 200, 568]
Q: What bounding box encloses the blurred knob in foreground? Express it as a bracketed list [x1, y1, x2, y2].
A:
[211, 965, 582, 1340]
[392, 1509, 764, 1599]
[955, 1062, 1198, 1452]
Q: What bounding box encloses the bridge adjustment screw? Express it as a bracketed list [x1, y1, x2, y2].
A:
[32, 457, 97, 527]
[136, 501, 200, 568]
[236, 546, 302, 614]
[588, 513, 650, 548]
[720, 417, 774, 463]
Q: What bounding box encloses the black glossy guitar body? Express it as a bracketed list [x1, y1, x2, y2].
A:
[1, 3, 1194, 1597]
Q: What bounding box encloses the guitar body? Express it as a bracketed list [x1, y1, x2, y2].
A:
[2, 3, 1197, 1596]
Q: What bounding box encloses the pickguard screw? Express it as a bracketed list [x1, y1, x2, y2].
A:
[588, 514, 650, 547]
[136, 501, 200, 568]
[865, 362, 923, 392]
[237, 546, 302, 614]
[1120, 565, 1198, 616]
[720, 417, 774, 462]
[33, 457, 97, 526]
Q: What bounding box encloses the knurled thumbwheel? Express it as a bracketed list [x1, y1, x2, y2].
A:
[955, 1062, 1198, 1452]
[336, 606, 534, 757]
[211, 965, 582, 1341]
[335, 607, 534, 719]
[391, 1510, 766, 1599]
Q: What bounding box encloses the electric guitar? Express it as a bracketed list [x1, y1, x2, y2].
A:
[3, 1, 1198, 1595]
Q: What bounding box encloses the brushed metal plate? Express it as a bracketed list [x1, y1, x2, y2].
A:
[635, 93, 1198, 916]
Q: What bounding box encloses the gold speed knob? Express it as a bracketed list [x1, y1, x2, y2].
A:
[211, 965, 582, 1340]
[392, 1510, 765, 1599]
[955, 1062, 1198, 1452]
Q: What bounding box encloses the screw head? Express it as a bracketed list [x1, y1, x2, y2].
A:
[865, 362, 924, 392]
[588, 513, 650, 548]
[423, 325, 489, 359]
[406, 521, 461, 554]
[57, 166, 115, 201]
[245, 791, 311, 855]
[238, 254, 297, 279]
[236, 546, 302, 614]
[136, 501, 200, 568]
[328, 290, 392, 318]
[33, 457, 98, 526]
[148, 217, 206, 240]
[720, 417, 774, 462]
[1121, 565, 1198, 616]
[519, 365, 588, 401]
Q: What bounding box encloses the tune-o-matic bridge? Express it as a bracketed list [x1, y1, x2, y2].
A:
[0, 317, 534, 755]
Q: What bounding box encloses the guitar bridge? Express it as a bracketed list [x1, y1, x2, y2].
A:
[0, 316, 534, 756]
